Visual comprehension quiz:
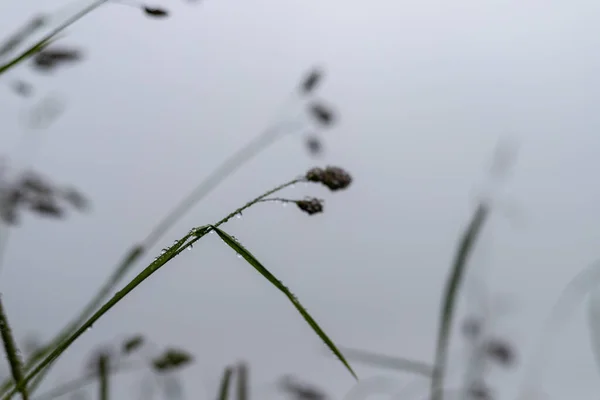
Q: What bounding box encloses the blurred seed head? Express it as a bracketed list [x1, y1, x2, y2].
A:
[305, 166, 352, 191]
[143, 6, 170, 18]
[461, 316, 482, 340]
[0, 167, 88, 225]
[484, 338, 516, 367]
[468, 382, 493, 400]
[122, 334, 145, 354]
[300, 68, 324, 95]
[308, 103, 336, 127]
[151, 348, 193, 373]
[279, 375, 327, 400]
[296, 198, 324, 215]
[0, 14, 47, 58]
[11, 80, 33, 97]
[31, 46, 83, 72]
[305, 136, 323, 156]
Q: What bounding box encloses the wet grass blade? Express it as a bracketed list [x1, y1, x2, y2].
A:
[1, 229, 203, 400]
[431, 203, 489, 400]
[217, 367, 233, 400]
[0, 297, 28, 400]
[338, 346, 433, 378]
[212, 225, 357, 380]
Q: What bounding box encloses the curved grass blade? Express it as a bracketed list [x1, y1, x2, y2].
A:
[430, 203, 489, 400]
[217, 367, 233, 400]
[338, 346, 433, 378]
[1, 229, 204, 400]
[211, 226, 357, 380]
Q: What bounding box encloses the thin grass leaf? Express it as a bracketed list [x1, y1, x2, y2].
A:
[0, 297, 28, 400]
[338, 347, 433, 378]
[235, 362, 248, 400]
[97, 355, 109, 400]
[212, 226, 357, 380]
[2, 230, 202, 400]
[217, 367, 233, 400]
[430, 203, 489, 400]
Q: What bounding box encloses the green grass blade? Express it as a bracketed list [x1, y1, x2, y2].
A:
[212, 226, 357, 380]
[0, 297, 29, 400]
[217, 367, 233, 400]
[1, 229, 203, 400]
[235, 362, 248, 400]
[338, 346, 433, 378]
[430, 204, 489, 400]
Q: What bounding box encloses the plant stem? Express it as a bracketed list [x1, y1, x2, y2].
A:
[236, 362, 248, 400]
[97, 355, 109, 400]
[0, 297, 28, 400]
[430, 204, 488, 400]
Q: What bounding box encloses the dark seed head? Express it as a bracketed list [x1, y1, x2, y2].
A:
[308, 103, 336, 127]
[300, 68, 323, 95]
[305, 166, 352, 191]
[484, 338, 516, 367]
[32, 47, 82, 71]
[143, 6, 169, 18]
[305, 136, 323, 156]
[296, 198, 324, 215]
[461, 316, 482, 340]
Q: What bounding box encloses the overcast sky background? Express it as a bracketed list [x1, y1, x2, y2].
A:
[1, 0, 600, 399]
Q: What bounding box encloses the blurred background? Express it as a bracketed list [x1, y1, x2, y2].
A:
[1, 0, 600, 398]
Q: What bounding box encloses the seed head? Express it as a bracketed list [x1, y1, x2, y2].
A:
[305, 136, 323, 156]
[296, 198, 324, 215]
[484, 338, 516, 367]
[300, 68, 324, 95]
[32, 46, 83, 72]
[308, 103, 336, 127]
[305, 166, 352, 191]
[0, 166, 88, 225]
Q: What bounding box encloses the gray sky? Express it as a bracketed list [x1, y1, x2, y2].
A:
[2, 0, 600, 399]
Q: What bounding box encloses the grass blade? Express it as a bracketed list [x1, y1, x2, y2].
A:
[1, 230, 202, 400]
[212, 226, 357, 380]
[0, 297, 28, 400]
[337, 347, 433, 378]
[97, 354, 109, 400]
[430, 203, 489, 400]
[235, 362, 248, 400]
[217, 367, 233, 400]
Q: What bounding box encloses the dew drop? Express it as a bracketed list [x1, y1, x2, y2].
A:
[236, 253, 242, 259]
[160, 249, 167, 255]
[290, 183, 296, 189]
[86, 326, 93, 332]
[236, 213, 242, 219]
[188, 243, 193, 251]
[282, 202, 287, 208]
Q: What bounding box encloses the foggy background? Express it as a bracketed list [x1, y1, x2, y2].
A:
[1, 0, 600, 398]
